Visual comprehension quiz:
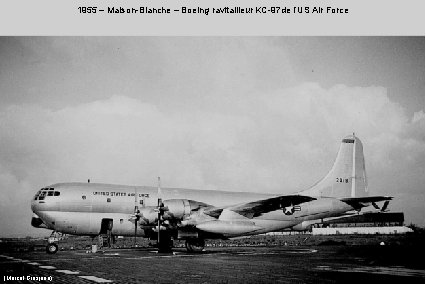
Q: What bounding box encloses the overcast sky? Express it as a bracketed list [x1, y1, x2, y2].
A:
[0, 37, 424, 237]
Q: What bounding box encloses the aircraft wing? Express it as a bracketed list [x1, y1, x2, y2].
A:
[340, 196, 393, 209]
[203, 195, 316, 219]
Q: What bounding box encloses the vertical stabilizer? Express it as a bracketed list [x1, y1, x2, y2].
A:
[301, 134, 368, 198]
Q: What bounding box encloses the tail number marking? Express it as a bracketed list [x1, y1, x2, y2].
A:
[336, 178, 349, 183]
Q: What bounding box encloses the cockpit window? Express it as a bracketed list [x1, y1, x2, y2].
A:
[34, 189, 60, 200]
[38, 192, 46, 200]
[342, 139, 355, 143]
[34, 191, 41, 200]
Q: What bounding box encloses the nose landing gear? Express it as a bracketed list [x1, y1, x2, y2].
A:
[46, 242, 58, 254]
[46, 231, 60, 254]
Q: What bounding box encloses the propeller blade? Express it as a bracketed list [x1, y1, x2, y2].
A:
[157, 176, 163, 201]
[381, 200, 390, 212]
[134, 221, 137, 247]
[157, 177, 162, 249]
[134, 188, 139, 247]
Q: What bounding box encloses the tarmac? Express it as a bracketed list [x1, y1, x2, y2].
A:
[0, 245, 424, 283]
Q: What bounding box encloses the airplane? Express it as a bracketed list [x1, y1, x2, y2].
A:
[31, 134, 392, 254]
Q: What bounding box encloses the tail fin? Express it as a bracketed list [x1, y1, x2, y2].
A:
[301, 134, 368, 198]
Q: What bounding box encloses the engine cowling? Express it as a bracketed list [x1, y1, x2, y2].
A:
[138, 207, 158, 225]
[138, 199, 205, 225]
[162, 199, 192, 220]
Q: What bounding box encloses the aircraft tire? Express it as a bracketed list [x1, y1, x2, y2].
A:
[185, 239, 205, 252]
[157, 232, 173, 253]
[46, 243, 58, 254]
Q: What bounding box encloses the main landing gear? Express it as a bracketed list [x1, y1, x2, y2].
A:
[157, 231, 174, 253]
[154, 232, 205, 253]
[185, 238, 205, 252]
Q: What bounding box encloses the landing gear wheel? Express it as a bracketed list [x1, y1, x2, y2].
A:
[157, 232, 173, 253]
[185, 239, 205, 252]
[46, 243, 58, 254]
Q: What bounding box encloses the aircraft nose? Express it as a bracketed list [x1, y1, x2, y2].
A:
[31, 188, 45, 213]
[31, 198, 37, 212]
[31, 194, 40, 212]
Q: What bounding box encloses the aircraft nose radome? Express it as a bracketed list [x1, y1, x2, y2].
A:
[30, 199, 37, 212]
[31, 196, 43, 214]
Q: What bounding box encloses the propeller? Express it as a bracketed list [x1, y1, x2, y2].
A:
[156, 177, 164, 250]
[372, 201, 390, 212]
[132, 188, 140, 247]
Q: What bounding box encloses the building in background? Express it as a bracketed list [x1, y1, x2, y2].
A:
[311, 212, 413, 235]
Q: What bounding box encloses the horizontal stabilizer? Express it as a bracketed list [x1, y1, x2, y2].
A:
[340, 196, 393, 209]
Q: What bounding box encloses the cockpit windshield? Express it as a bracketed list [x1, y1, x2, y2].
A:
[34, 188, 60, 200]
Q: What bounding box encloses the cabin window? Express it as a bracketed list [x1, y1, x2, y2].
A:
[107, 198, 111, 202]
[82, 195, 86, 200]
[139, 200, 144, 205]
[120, 219, 123, 224]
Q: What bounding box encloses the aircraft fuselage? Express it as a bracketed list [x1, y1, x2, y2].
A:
[31, 182, 352, 238]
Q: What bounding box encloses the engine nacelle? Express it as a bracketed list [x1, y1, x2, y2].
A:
[138, 208, 158, 225]
[162, 199, 192, 220]
[138, 199, 204, 225]
[196, 220, 261, 235]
